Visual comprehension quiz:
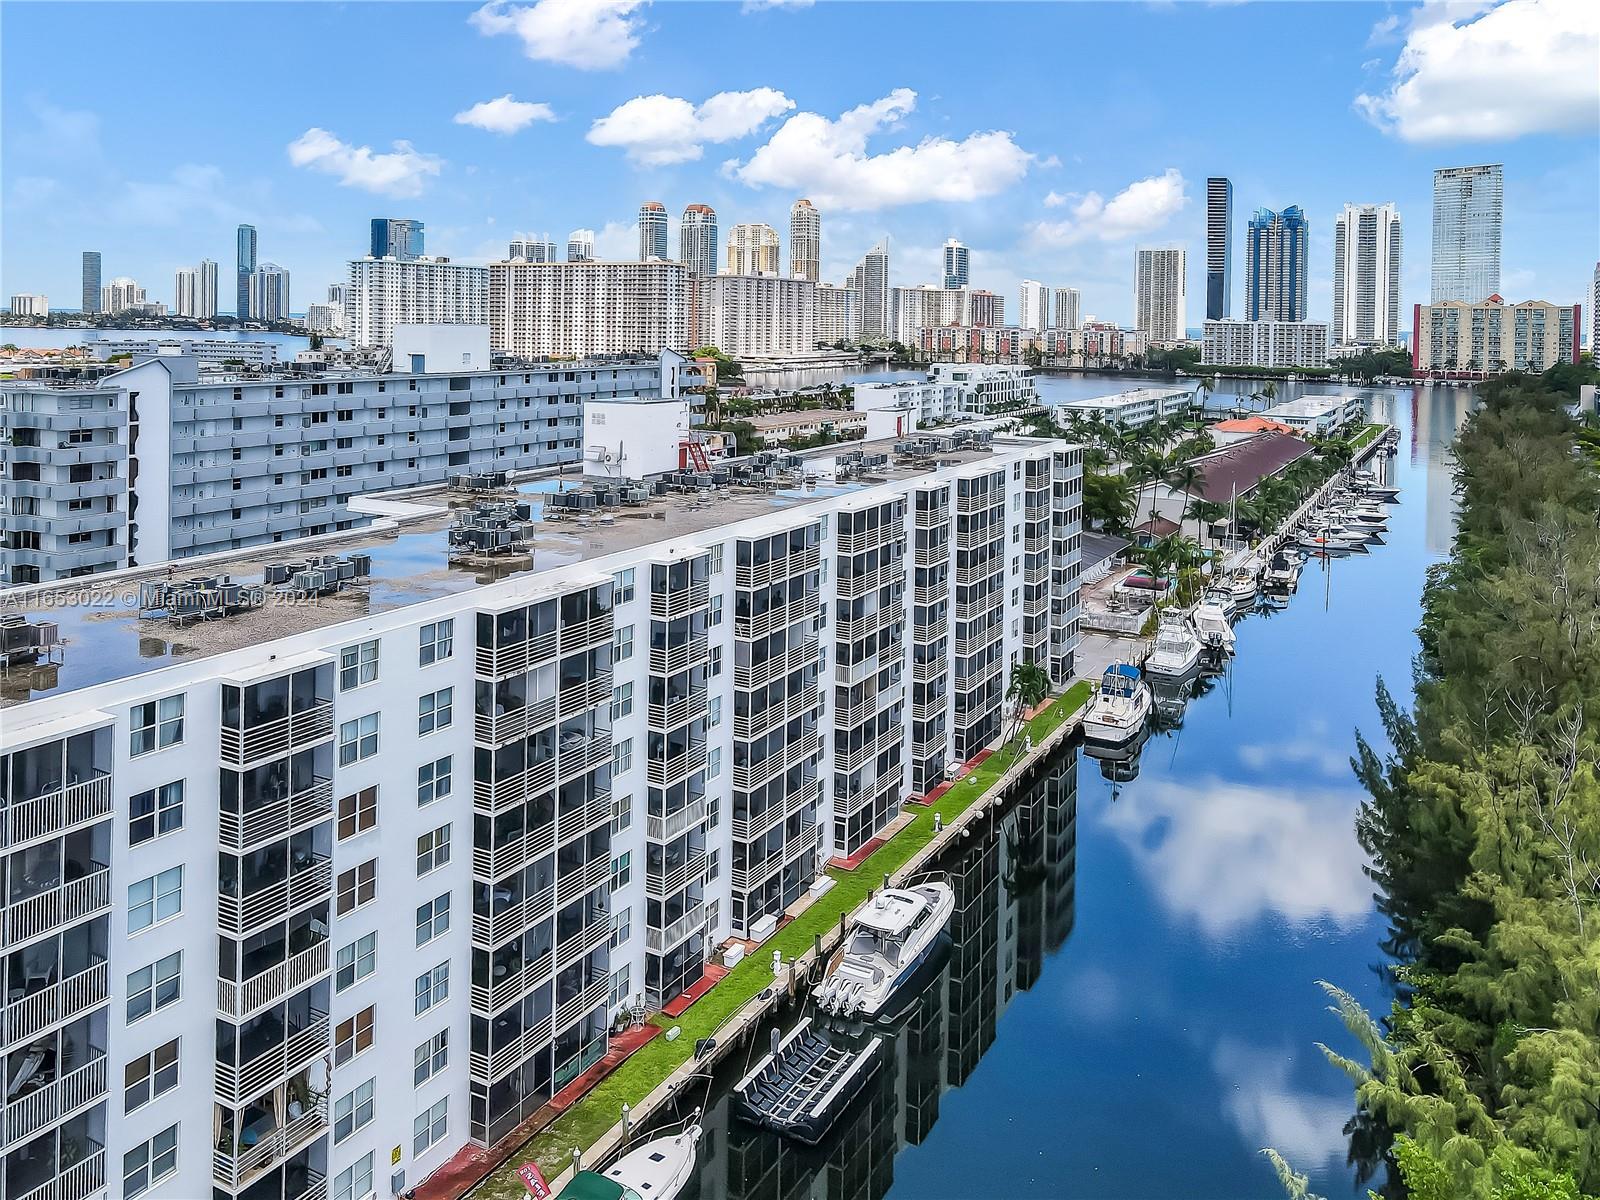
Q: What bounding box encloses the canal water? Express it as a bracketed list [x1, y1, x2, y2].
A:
[641, 379, 1473, 1197]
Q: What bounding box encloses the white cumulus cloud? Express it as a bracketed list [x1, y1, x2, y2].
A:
[1030, 168, 1188, 246]
[1355, 0, 1600, 142]
[469, 0, 646, 70]
[454, 94, 557, 135]
[287, 128, 443, 197]
[588, 89, 794, 165]
[728, 88, 1034, 211]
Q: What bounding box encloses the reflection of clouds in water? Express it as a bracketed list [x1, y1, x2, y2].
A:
[1237, 718, 1351, 780]
[1056, 964, 1123, 1025]
[1212, 1037, 1350, 1168]
[1098, 777, 1372, 936]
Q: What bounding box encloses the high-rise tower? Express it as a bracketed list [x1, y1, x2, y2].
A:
[1205, 177, 1232, 320]
[1332, 203, 1403, 346]
[235, 224, 257, 318]
[638, 202, 668, 261]
[679, 205, 718, 276]
[1430, 164, 1502, 303]
[789, 199, 820, 282]
[1245, 206, 1309, 322]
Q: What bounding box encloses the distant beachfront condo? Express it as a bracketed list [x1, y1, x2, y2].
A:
[1430, 164, 1502, 304]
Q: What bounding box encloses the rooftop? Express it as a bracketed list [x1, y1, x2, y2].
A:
[1264, 395, 1358, 419]
[0, 434, 1031, 708]
[1213, 416, 1297, 434]
[1190, 432, 1313, 503]
[1055, 386, 1191, 410]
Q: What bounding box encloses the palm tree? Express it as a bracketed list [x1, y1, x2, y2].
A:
[1166, 461, 1204, 537]
[1186, 498, 1228, 548]
[1002, 659, 1052, 760]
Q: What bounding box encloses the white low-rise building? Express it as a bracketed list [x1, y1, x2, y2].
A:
[87, 337, 282, 368]
[1054, 386, 1192, 429]
[1261, 394, 1364, 436]
[1203, 320, 1330, 369]
[852, 364, 1038, 426]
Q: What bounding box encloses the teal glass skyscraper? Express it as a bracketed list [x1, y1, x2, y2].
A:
[1245, 206, 1308, 322]
[371, 218, 425, 260]
[235, 224, 257, 317]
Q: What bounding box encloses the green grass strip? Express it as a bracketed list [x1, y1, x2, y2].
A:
[1348, 423, 1387, 451]
[477, 680, 1093, 1192]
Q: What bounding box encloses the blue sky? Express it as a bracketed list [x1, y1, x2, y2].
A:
[4, 0, 1596, 327]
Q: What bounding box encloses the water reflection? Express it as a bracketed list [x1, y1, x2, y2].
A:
[661, 757, 1078, 1200]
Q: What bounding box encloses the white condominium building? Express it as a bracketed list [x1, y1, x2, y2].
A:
[174, 260, 219, 320]
[1430, 164, 1502, 303]
[816, 283, 860, 344]
[1134, 247, 1186, 344]
[789, 200, 820, 283]
[489, 260, 692, 359]
[1332, 203, 1403, 347]
[889, 286, 1004, 344]
[1411, 297, 1580, 377]
[1051, 288, 1081, 331]
[1054, 386, 1192, 430]
[567, 230, 596, 263]
[852, 363, 1038, 425]
[1018, 281, 1048, 333]
[0, 428, 1081, 1200]
[101, 276, 148, 315]
[1202, 319, 1329, 369]
[8, 294, 48, 317]
[345, 257, 489, 349]
[725, 224, 780, 277]
[694, 274, 817, 359]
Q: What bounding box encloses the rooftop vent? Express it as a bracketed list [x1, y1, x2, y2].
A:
[0, 612, 62, 665]
[139, 575, 267, 624]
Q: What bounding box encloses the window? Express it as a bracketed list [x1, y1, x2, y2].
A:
[339, 713, 380, 766]
[709, 593, 723, 627]
[610, 793, 632, 836]
[707, 848, 721, 882]
[709, 696, 722, 727]
[418, 687, 453, 735]
[123, 1125, 178, 1198]
[336, 932, 376, 991]
[708, 746, 722, 780]
[611, 851, 632, 889]
[334, 1077, 376, 1143]
[419, 619, 454, 666]
[414, 962, 449, 1015]
[334, 1153, 374, 1200]
[129, 780, 183, 845]
[710, 543, 725, 574]
[417, 756, 452, 806]
[609, 963, 631, 1009]
[128, 867, 182, 933]
[336, 861, 377, 916]
[710, 645, 722, 677]
[414, 1029, 449, 1087]
[415, 893, 450, 946]
[339, 640, 379, 690]
[414, 1098, 448, 1155]
[614, 567, 635, 604]
[611, 738, 632, 775]
[127, 952, 181, 1022]
[417, 824, 451, 875]
[611, 682, 633, 721]
[130, 694, 184, 755]
[615, 624, 634, 661]
[610, 906, 631, 950]
[338, 787, 377, 840]
[335, 1007, 374, 1066]
[124, 1039, 180, 1113]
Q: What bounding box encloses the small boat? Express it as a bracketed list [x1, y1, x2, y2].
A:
[1360, 483, 1400, 502]
[1144, 615, 1201, 680]
[1083, 663, 1152, 745]
[557, 1123, 702, 1200]
[1228, 561, 1260, 607]
[1204, 581, 1238, 612]
[1263, 549, 1302, 591]
[1192, 603, 1237, 653]
[735, 1018, 883, 1145]
[1297, 533, 1359, 555]
[815, 881, 955, 1021]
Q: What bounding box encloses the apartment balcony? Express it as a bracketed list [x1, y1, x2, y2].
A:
[212, 1098, 328, 1191]
[3, 866, 111, 949]
[214, 1014, 329, 1108]
[14, 1146, 104, 1200]
[954, 624, 1003, 659]
[472, 822, 556, 881]
[559, 611, 615, 653]
[732, 824, 818, 894]
[834, 606, 899, 644]
[736, 544, 819, 590]
[1025, 533, 1051, 555]
[557, 734, 613, 784]
[474, 696, 557, 747]
[471, 949, 553, 1016]
[1023, 592, 1051, 618]
[217, 858, 331, 937]
[1025, 502, 1051, 524]
[913, 615, 949, 644]
[473, 757, 556, 811]
[0, 1051, 107, 1151]
[555, 919, 610, 972]
[835, 725, 904, 776]
[834, 640, 903, 687]
[955, 562, 1001, 588]
[915, 503, 950, 528]
[837, 560, 900, 599]
[219, 700, 334, 767]
[912, 655, 948, 685]
[645, 850, 706, 900]
[2, 960, 108, 1050]
[833, 692, 883, 730]
[649, 580, 709, 620]
[837, 525, 901, 557]
[647, 689, 709, 733]
[732, 684, 819, 741]
[646, 797, 707, 844]
[555, 857, 609, 907]
[219, 779, 333, 853]
[913, 541, 949, 568]
[1, 773, 112, 850]
[734, 640, 819, 692]
[470, 1014, 554, 1083]
[646, 741, 708, 789]
[732, 729, 820, 793]
[912, 694, 949, 724]
[217, 940, 330, 1021]
[731, 777, 820, 844]
[648, 632, 711, 676]
[735, 597, 817, 641]
[913, 583, 949, 609]
[956, 492, 999, 515]
[836, 770, 902, 819]
[955, 656, 1005, 694]
[553, 978, 609, 1033]
[556, 793, 611, 846]
[473, 888, 555, 950]
[645, 902, 705, 955]
[474, 629, 557, 679]
[558, 676, 612, 714]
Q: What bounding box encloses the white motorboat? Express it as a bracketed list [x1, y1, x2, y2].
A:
[1192, 603, 1237, 652]
[1204, 581, 1238, 612]
[1227, 559, 1260, 607]
[558, 1123, 702, 1200]
[1263, 549, 1302, 591]
[1144, 614, 1202, 680]
[815, 880, 954, 1020]
[1083, 663, 1153, 744]
[1360, 483, 1401, 502]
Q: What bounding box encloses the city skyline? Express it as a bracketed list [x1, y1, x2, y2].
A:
[4, 1, 1594, 329]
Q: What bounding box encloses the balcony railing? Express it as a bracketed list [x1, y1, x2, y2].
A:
[646, 850, 706, 900]
[559, 612, 615, 653]
[733, 640, 819, 692]
[645, 902, 705, 954]
[470, 1014, 554, 1083]
[913, 615, 949, 644]
[556, 794, 611, 845]
[217, 858, 331, 937]
[732, 729, 820, 793]
[213, 1098, 328, 1190]
[474, 630, 558, 679]
[649, 580, 709, 620]
[556, 857, 609, 906]
[1, 774, 112, 850]
[646, 797, 706, 844]
[3, 960, 108, 1049]
[219, 779, 332, 852]
[1, 1052, 107, 1150]
[553, 979, 608, 1032]
[834, 606, 900, 645]
[217, 940, 330, 1020]
[473, 888, 556, 950]
[736, 544, 819, 590]
[16, 1147, 104, 1200]
[646, 741, 708, 789]
[837, 525, 901, 557]
[913, 541, 949, 568]
[3, 867, 111, 949]
[732, 824, 818, 893]
[555, 919, 610, 972]
[214, 1015, 329, 1108]
[473, 757, 556, 811]
[647, 689, 709, 733]
[472, 950, 553, 1016]
[472, 822, 556, 881]
[835, 725, 905, 777]
[558, 676, 612, 715]
[733, 684, 819, 742]
[219, 700, 333, 767]
[731, 777, 820, 844]
[557, 735, 612, 785]
[648, 633, 710, 676]
[837, 560, 900, 599]
[474, 696, 557, 747]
